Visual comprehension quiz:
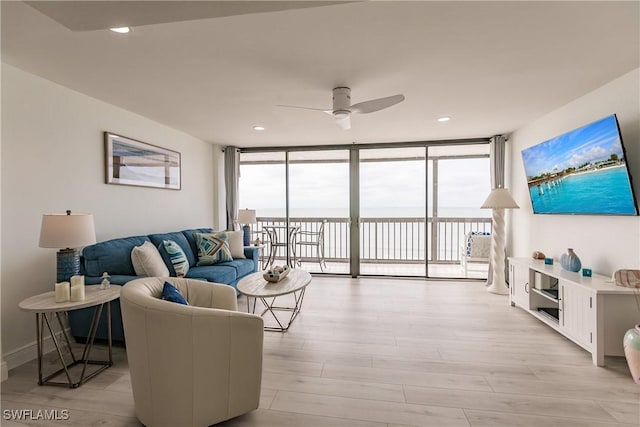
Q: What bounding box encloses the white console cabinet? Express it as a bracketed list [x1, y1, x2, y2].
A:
[508, 257, 638, 366]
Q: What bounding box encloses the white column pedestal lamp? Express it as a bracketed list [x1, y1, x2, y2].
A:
[480, 188, 519, 295]
[237, 209, 257, 247]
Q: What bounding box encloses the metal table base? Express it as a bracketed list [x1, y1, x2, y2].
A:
[36, 301, 113, 388]
[247, 287, 306, 332]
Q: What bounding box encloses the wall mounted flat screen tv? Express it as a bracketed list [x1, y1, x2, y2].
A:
[521, 114, 638, 215]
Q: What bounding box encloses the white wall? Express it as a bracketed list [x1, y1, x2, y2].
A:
[509, 68, 640, 275]
[1, 64, 220, 367]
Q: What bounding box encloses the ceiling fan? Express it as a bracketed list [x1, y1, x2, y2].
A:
[278, 87, 405, 130]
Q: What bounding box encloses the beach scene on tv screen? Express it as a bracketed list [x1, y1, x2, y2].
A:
[521, 115, 638, 215]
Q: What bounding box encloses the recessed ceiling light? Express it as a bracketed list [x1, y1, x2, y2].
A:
[437, 116, 451, 122]
[109, 27, 131, 34]
[253, 126, 265, 131]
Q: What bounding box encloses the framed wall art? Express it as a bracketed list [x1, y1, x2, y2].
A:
[104, 132, 181, 190]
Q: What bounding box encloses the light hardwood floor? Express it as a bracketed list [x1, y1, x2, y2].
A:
[2, 277, 638, 426]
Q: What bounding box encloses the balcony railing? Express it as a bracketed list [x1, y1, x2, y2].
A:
[251, 216, 491, 265]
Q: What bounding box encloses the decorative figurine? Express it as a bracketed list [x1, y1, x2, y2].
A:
[100, 272, 111, 290]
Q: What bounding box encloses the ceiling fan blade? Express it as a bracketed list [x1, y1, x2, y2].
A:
[350, 94, 405, 114]
[336, 115, 351, 130]
[276, 104, 329, 112]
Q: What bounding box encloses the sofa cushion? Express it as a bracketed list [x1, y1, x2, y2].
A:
[131, 241, 170, 277]
[162, 240, 190, 277]
[82, 235, 151, 277]
[149, 231, 195, 273]
[181, 228, 214, 261]
[226, 230, 246, 259]
[218, 259, 255, 278]
[161, 281, 189, 305]
[186, 265, 237, 284]
[195, 232, 233, 265]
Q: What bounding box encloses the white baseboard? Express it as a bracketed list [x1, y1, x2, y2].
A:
[1, 361, 8, 382]
[3, 328, 71, 374]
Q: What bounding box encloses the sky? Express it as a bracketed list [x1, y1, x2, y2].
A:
[521, 115, 624, 178]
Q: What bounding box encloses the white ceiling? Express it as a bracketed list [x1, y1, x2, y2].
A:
[2, 1, 638, 148]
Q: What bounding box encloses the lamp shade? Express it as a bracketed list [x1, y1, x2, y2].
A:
[480, 188, 519, 209]
[39, 212, 96, 249]
[237, 209, 257, 224]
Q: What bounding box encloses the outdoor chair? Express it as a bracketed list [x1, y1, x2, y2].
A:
[295, 219, 327, 271]
[460, 231, 491, 277]
[263, 225, 299, 267]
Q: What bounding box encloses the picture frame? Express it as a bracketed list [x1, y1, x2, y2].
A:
[104, 132, 181, 190]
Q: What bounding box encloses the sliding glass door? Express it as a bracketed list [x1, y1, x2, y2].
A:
[359, 147, 427, 277]
[289, 150, 350, 273]
[427, 145, 491, 279]
[238, 152, 287, 266]
[239, 150, 350, 273]
[238, 141, 490, 278]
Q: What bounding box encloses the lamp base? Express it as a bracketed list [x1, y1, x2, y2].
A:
[242, 225, 251, 247]
[57, 248, 80, 282]
[487, 281, 509, 295]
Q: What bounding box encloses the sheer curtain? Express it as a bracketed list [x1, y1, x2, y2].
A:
[487, 135, 507, 285]
[224, 146, 240, 231]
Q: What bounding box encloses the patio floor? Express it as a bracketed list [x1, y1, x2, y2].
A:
[287, 260, 489, 280]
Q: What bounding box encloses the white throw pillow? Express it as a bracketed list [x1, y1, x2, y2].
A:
[226, 230, 246, 259]
[131, 241, 170, 277]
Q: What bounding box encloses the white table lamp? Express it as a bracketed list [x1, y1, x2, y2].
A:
[480, 188, 519, 295]
[39, 210, 96, 282]
[237, 209, 257, 246]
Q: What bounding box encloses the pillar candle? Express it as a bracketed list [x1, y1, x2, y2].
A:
[55, 282, 70, 303]
[70, 275, 84, 287]
[70, 284, 85, 302]
[70, 275, 85, 301]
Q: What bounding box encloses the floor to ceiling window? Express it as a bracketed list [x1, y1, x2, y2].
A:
[237, 141, 490, 279]
[428, 145, 491, 279]
[359, 147, 426, 277]
[288, 150, 350, 274]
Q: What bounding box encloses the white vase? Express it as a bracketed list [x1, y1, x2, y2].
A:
[623, 324, 640, 384]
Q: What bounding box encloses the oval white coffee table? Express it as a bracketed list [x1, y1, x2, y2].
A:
[237, 269, 311, 332]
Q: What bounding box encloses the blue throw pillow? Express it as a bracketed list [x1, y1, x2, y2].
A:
[162, 240, 189, 277]
[161, 281, 188, 305]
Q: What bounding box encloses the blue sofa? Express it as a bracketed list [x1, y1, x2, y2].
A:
[69, 228, 259, 343]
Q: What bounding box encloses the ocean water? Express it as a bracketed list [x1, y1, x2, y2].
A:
[529, 166, 638, 215]
[255, 207, 491, 219]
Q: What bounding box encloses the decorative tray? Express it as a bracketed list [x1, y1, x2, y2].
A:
[263, 266, 290, 282]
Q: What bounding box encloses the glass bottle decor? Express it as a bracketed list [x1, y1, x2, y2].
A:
[560, 248, 581, 272]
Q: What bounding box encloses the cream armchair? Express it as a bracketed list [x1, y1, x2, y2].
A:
[120, 277, 264, 427]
